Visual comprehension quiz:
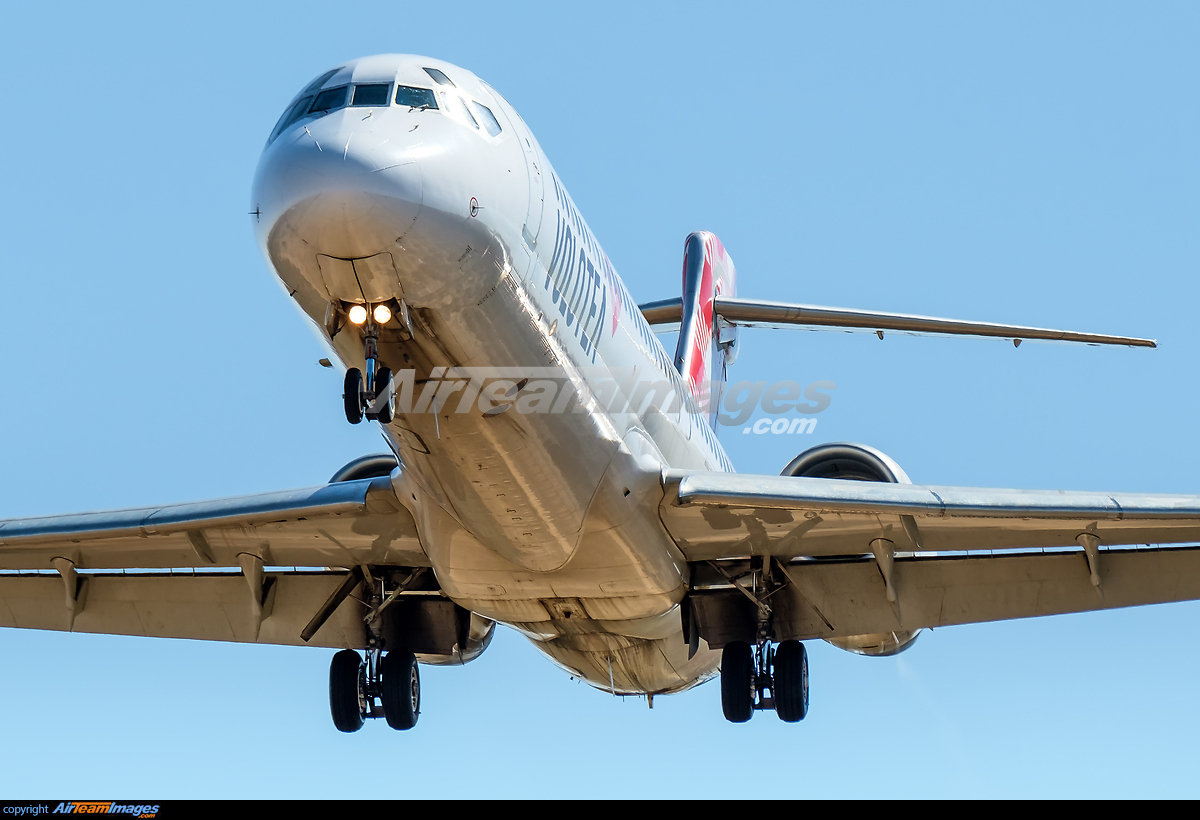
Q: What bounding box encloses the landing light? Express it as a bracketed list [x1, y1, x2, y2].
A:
[348, 305, 368, 325]
[373, 304, 392, 324]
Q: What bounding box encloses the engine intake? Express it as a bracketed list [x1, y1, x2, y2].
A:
[782, 442, 911, 484]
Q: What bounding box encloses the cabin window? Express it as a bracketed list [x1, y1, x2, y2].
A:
[350, 83, 391, 107]
[423, 67, 455, 87]
[472, 102, 502, 137]
[396, 85, 438, 109]
[309, 86, 348, 113]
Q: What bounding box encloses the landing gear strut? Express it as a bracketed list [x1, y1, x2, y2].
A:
[341, 317, 394, 425]
[327, 648, 421, 732]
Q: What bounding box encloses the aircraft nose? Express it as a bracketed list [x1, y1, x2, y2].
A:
[252, 113, 423, 259]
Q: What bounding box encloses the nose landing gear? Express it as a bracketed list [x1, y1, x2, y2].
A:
[341, 318, 395, 425]
[344, 369, 365, 424]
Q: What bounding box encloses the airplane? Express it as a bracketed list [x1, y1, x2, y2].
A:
[1, 53, 1196, 733]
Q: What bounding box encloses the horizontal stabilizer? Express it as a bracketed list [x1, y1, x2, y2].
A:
[638, 296, 1156, 348]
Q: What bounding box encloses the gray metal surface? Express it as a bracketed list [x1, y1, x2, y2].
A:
[0, 477, 426, 570]
[715, 297, 1157, 347]
[661, 471, 1200, 560]
[638, 295, 1156, 347]
[0, 571, 368, 649]
[769, 546, 1200, 640]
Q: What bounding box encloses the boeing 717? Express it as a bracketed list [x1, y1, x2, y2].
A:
[1, 55, 1193, 731]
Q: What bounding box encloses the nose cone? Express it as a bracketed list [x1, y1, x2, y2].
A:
[252, 110, 424, 259]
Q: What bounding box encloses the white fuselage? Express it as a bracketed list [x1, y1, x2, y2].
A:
[252, 55, 731, 694]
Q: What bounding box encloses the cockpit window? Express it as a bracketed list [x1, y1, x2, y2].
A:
[471, 102, 502, 137]
[309, 86, 348, 114]
[303, 68, 340, 94]
[396, 85, 437, 109]
[350, 84, 390, 107]
[268, 95, 315, 143]
[452, 95, 479, 129]
[423, 67, 455, 87]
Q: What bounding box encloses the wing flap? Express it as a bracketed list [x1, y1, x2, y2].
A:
[0, 571, 367, 649]
[759, 546, 1200, 640]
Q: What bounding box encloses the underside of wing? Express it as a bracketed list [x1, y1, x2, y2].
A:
[0, 475, 438, 650]
[661, 470, 1200, 649]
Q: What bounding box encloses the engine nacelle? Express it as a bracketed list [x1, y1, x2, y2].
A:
[415, 610, 497, 666]
[781, 441, 911, 484]
[381, 596, 497, 666]
[329, 453, 399, 482]
[783, 442, 922, 658]
[824, 630, 921, 657]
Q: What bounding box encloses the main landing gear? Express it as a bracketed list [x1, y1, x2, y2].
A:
[342, 317, 395, 425]
[720, 639, 809, 723]
[329, 648, 420, 732]
[715, 555, 809, 723]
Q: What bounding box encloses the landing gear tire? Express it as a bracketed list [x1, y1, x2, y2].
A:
[344, 368, 364, 424]
[329, 649, 366, 733]
[380, 650, 420, 730]
[721, 641, 754, 723]
[773, 640, 809, 723]
[373, 367, 394, 424]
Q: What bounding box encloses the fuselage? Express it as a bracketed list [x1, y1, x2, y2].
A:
[251, 55, 731, 694]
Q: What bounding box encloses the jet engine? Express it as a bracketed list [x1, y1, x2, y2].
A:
[783, 442, 922, 657]
[329, 453, 400, 482]
[781, 441, 911, 484]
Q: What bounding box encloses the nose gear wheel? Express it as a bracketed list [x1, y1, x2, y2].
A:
[340, 311, 394, 425]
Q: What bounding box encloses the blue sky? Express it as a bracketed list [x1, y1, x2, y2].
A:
[1, 1, 1198, 798]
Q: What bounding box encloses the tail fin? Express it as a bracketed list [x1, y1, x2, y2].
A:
[674, 232, 737, 428]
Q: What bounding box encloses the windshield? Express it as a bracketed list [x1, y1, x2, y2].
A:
[351, 84, 390, 107]
[396, 85, 437, 109]
[309, 86, 349, 113]
[268, 95, 315, 143]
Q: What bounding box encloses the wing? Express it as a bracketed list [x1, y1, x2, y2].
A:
[0, 477, 427, 648]
[660, 470, 1200, 644]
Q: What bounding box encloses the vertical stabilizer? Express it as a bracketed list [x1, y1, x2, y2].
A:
[674, 232, 737, 428]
